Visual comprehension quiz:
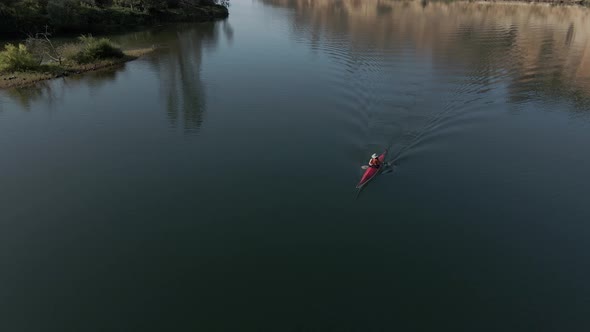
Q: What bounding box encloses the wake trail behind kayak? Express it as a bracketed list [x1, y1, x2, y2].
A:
[388, 67, 506, 163]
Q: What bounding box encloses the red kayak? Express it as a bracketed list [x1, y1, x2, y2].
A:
[356, 150, 387, 189]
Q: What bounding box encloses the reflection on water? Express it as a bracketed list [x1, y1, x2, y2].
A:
[148, 22, 233, 131]
[2, 66, 127, 111]
[116, 22, 232, 132]
[2, 22, 233, 132]
[3, 81, 64, 111]
[115, 22, 231, 131]
[263, 0, 590, 108]
[146, 25, 217, 132]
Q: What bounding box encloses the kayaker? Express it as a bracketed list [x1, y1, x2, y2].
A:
[368, 153, 381, 168]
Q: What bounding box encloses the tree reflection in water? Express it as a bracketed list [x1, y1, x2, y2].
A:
[146, 22, 232, 133]
[0, 20, 234, 127]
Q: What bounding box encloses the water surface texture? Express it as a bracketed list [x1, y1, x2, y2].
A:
[2, 1, 590, 330]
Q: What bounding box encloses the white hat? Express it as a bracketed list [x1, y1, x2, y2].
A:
[372, 153, 378, 158]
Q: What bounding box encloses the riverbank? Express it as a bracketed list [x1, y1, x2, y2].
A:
[0, 48, 154, 90]
[0, 1, 229, 39]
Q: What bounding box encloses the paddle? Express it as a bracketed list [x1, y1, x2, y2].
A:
[361, 161, 394, 171]
[382, 165, 394, 174]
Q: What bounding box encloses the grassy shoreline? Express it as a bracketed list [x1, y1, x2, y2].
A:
[0, 47, 154, 90]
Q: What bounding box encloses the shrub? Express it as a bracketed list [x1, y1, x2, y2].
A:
[70, 35, 124, 64]
[0, 44, 38, 73]
[58, 43, 82, 61]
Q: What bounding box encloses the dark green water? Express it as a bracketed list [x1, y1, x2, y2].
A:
[2, 1, 590, 330]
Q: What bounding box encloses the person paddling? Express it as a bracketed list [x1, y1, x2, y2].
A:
[368, 153, 381, 168]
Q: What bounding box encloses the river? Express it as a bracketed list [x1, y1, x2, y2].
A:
[2, 0, 590, 330]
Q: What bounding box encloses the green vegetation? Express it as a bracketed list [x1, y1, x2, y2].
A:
[0, 36, 154, 88]
[0, 44, 38, 73]
[0, 0, 229, 87]
[0, 36, 124, 73]
[70, 35, 124, 64]
[0, 0, 229, 38]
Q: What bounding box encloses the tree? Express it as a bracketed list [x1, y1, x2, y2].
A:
[25, 27, 65, 65]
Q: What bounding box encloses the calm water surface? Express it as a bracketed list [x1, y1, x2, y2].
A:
[2, 1, 590, 330]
